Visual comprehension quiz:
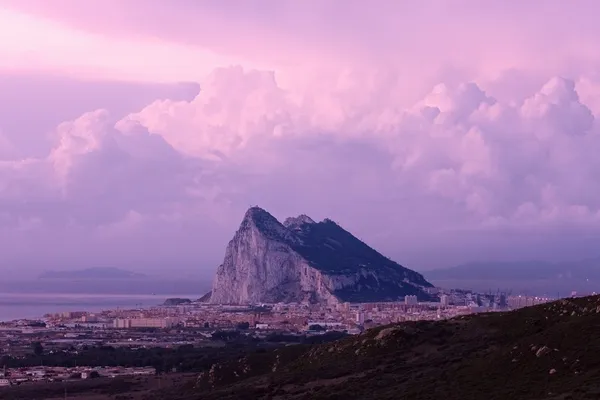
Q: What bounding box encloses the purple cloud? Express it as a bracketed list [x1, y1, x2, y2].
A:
[0, 65, 599, 276]
[2, 2, 600, 277]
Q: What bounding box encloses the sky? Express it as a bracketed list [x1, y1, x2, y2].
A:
[1, 0, 600, 278]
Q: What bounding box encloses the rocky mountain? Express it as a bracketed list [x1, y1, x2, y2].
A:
[206, 206, 433, 305]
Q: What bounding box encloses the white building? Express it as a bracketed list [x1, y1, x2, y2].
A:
[307, 321, 344, 328]
[440, 295, 449, 307]
[356, 311, 365, 325]
[113, 319, 132, 329]
[404, 295, 418, 305]
[113, 318, 178, 329]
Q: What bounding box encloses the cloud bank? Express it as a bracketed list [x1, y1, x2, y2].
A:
[2, 1, 600, 275]
[2, 64, 600, 273]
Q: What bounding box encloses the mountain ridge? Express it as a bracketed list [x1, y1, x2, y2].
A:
[425, 257, 600, 295]
[39, 267, 147, 280]
[427, 257, 600, 281]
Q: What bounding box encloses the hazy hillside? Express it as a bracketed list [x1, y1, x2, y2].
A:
[39, 267, 147, 280]
[425, 257, 600, 295]
[0, 279, 209, 296]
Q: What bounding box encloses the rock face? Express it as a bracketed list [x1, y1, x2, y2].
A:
[207, 207, 433, 305]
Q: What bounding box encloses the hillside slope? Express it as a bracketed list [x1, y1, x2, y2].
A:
[185, 296, 600, 399]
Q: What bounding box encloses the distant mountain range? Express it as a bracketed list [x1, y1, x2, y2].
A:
[426, 257, 600, 280]
[425, 257, 600, 295]
[39, 267, 147, 280]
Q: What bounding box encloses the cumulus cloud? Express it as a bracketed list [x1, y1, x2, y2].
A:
[3, 64, 600, 272]
[118, 66, 600, 230]
[5, 0, 600, 278]
[117, 67, 293, 158]
[0, 72, 199, 159]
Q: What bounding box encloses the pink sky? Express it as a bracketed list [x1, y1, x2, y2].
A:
[1, 0, 600, 277]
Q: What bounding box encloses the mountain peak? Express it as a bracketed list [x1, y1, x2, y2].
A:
[239, 206, 292, 241]
[241, 206, 279, 228]
[283, 214, 315, 230]
[242, 206, 271, 220]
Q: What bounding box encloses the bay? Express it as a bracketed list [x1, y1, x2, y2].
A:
[0, 293, 199, 322]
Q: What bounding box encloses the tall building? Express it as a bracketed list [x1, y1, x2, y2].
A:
[440, 294, 449, 307]
[507, 296, 551, 310]
[113, 319, 132, 329]
[498, 294, 507, 308]
[356, 311, 365, 325]
[404, 295, 418, 305]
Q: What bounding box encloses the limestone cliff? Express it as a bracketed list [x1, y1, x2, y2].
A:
[207, 207, 433, 305]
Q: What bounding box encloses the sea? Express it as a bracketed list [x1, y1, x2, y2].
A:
[0, 279, 208, 322]
[0, 293, 201, 322]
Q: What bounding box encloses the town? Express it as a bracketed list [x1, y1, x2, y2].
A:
[0, 288, 557, 387]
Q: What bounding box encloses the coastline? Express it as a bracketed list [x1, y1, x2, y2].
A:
[0, 292, 200, 322]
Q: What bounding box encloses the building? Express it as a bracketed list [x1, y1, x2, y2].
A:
[81, 315, 99, 323]
[476, 294, 483, 307]
[507, 296, 552, 310]
[131, 318, 178, 329]
[113, 319, 132, 329]
[498, 294, 507, 308]
[356, 311, 365, 325]
[307, 321, 344, 328]
[113, 318, 178, 329]
[404, 295, 418, 305]
[440, 295, 449, 307]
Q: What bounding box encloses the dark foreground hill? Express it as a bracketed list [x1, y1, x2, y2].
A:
[3, 296, 600, 400]
[168, 296, 600, 400]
